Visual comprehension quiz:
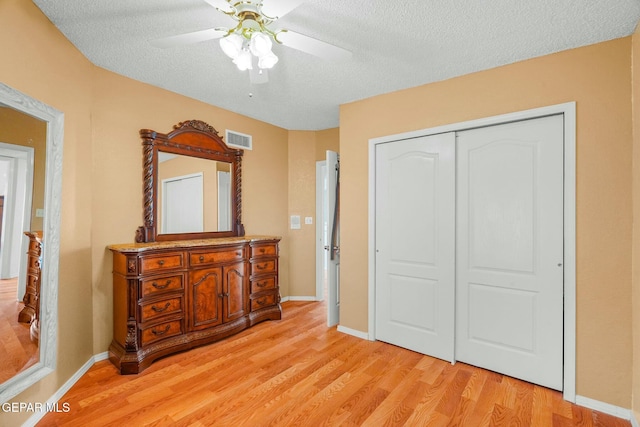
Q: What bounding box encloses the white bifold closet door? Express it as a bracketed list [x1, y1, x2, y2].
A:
[375, 115, 564, 390]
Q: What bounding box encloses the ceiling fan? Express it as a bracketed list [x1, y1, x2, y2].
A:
[150, 0, 352, 83]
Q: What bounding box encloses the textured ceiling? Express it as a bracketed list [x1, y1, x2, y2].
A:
[33, 0, 640, 130]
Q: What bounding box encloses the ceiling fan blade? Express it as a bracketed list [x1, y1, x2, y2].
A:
[202, 0, 234, 13]
[150, 28, 227, 49]
[278, 30, 352, 61]
[261, 0, 306, 19]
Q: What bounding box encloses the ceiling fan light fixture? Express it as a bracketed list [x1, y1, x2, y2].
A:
[249, 32, 273, 57]
[219, 33, 243, 59]
[233, 49, 253, 71]
[258, 51, 278, 69]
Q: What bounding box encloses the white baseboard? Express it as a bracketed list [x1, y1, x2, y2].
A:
[337, 325, 370, 340]
[631, 411, 640, 427]
[283, 296, 317, 302]
[23, 352, 109, 427]
[575, 395, 634, 422]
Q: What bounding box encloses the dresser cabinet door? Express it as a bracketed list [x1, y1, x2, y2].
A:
[223, 262, 248, 322]
[188, 267, 223, 330]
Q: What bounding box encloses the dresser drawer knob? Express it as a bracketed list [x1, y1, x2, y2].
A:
[151, 325, 171, 336]
[151, 302, 171, 313]
[256, 263, 267, 270]
[199, 255, 205, 262]
[256, 281, 267, 288]
[158, 260, 165, 266]
[256, 298, 266, 306]
[152, 280, 172, 289]
[259, 248, 266, 253]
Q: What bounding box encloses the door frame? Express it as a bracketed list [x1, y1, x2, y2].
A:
[367, 102, 576, 402]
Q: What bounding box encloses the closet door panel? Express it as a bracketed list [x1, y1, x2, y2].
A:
[375, 133, 456, 362]
[456, 115, 564, 391]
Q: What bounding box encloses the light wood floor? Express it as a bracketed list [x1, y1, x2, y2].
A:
[0, 277, 38, 384]
[39, 301, 629, 426]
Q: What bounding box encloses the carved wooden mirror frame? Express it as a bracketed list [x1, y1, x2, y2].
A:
[135, 120, 244, 243]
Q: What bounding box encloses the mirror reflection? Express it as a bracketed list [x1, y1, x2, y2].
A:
[158, 152, 233, 234]
[0, 104, 46, 384]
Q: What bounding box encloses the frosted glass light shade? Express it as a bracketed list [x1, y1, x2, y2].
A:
[258, 51, 278, 69]
[249, 32, 272, 57]
[220, 34, 243, 59]
[233, 49, 253, 70]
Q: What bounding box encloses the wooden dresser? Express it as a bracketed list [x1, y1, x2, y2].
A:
[19, 231, 43, 343]
[108, 235, 281, 374]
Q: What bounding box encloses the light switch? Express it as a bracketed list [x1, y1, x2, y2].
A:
[290, 215, 301, 230]
[305, 217, 313, 225]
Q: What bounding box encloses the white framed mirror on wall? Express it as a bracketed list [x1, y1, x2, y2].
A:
[0, 82, 64, 402]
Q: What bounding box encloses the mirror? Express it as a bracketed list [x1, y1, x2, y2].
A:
[157, 152, 233, 233]
[0, 82, 63, 403]
[136, 120, 244, 243]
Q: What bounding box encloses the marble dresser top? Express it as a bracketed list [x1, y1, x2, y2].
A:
[108, 235, 281, 253]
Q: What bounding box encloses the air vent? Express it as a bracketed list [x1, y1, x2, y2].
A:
[225, 130, 252, 150]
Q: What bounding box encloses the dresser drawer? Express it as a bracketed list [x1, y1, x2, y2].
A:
[251, 259, 276, 275]
[251, 243, 278, 258]
[140, 253, 184, 274]
[251, 293, 277, 311]
[141, 274, 183, 298]
[140, 320, 182, 346]
[140, 296, 183, 322]
[190, 247, 244, 267]
[251, 276, 276, 293]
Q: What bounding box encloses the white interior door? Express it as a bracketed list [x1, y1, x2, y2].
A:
[326, 151, 340, 327]
[375, 133, 456, 361]
[455, 115, 564, 390]
[316, 161, 328, 302]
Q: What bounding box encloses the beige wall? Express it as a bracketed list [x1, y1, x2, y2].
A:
[315, 127, 340, 161]
[288, 131, 318, 297]
[287, 129, 340, 298]
[0, 107, 46, 231]
[340, 38, 634, 408]
[632, 23, 640, 426]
